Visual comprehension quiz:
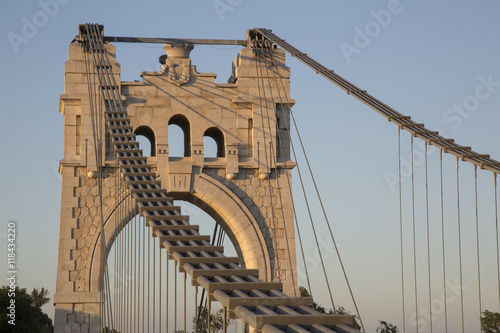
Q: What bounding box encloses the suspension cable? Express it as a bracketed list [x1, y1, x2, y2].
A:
[166, 248, 169, 333]
[270, 45, 365, 330]
[159, 243, 162, 333]
[253, 50, 282, 282]
[440, 150, 448, 333]
[496, 173, 500, 313]
[135, 211, 138, 331]
[263, 47, 335, 306]
[256, 50, 296, 290]
[266, 53, 316, 297]
[259, 49, 300, 295]
[456, 157, 465, 333]
[153, 236, 157, 333]
[398, 127, 406, 333]
[411, 135, 419, 333]
[184, 272, 187, 333]
[175, 261, 178, 332]
[148, 216, 151, 333]
[475, 165, 482, 322]
[143, 215, 146, 333]
[425, 142, 433, 333]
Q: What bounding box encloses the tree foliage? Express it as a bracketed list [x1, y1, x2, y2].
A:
[174, 305, 232, 333]
[376, 320, 399, 333]
[31, 287, 50, 309]
[0, 285, 54, 333]
[103, 327, 121, 333]
[194, 306, 232, 333]
[481, 310, 500, 333]
[298, 286, 360, 329]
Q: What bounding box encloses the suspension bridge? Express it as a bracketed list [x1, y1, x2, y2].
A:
[53, 24, 500, 333]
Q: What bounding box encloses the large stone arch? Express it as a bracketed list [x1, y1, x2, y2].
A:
[170, 172, 272, 280]
[84, 171, 272, 292]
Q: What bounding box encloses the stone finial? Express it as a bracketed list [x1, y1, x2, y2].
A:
[163, 43, 194, 59]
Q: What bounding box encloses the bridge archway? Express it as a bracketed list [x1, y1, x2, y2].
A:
[85, 171, 272, 292]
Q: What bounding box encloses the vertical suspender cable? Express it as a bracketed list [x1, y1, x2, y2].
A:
[166, 252, 169, 333]
[184, 272, 187, 333]
[119, 176, 124, 332]
[143, 215, 146, 333]
[148, 219, 151, 333]
[112, 173, 116, 330]
[425, 142, 432, 333]
[411, 134, 419, 333]
[474, 165, 482, 323]
[159, 244, 162, 333]
[138, 210, 142, 333]
[175, 261, 178, 332]
[153, 236, 156, 333]
[495, 173, 500, 313]
[440, 150, 448, 333]
[208, 298, 211, 333]
[194, 286, 198, 333]
[129, 196, 133, 332]
[398, 127, 406, 333]
[135, 213, 138, 332]
[456, 157, 465, 333]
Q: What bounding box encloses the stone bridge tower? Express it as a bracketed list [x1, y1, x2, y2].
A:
[54, 27, 297, 332]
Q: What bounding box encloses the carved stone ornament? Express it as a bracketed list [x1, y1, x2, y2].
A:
[163, 43, 194, 86]
[166, 58, 191, 85]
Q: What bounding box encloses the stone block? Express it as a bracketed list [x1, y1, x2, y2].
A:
[75, 312, 85, 324]
[72, 322, 81, 332]
[67, 313, 76, 324]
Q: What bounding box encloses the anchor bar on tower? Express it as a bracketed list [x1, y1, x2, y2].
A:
[102, 36, 247, 45]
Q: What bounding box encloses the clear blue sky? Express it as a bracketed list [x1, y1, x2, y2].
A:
[2, 1, 500, 332]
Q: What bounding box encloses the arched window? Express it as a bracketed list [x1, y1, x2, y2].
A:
[168, 115, 191, 157]
[134, 126, 156, 157]
[203, 127, 225, 158]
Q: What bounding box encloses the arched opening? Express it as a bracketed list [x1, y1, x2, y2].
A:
[134, 126, 156, 157]
[203, 127, 225, 158]
[84, 173, 272, 330]
[168, 114, 191, 157]
[102, 201, 239, 332]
